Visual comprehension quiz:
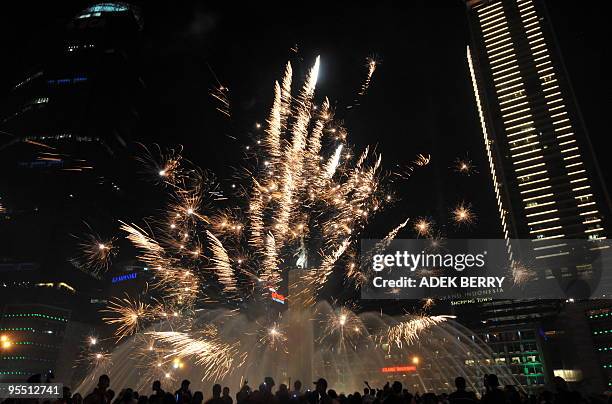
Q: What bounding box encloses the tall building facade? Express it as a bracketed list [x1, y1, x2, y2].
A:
[465, 0, 609, 246]
[0, 2, 145, 282]
[0, 262, 94, 383]
[0, 4, 147, 383]
[465, 0, 611, 392]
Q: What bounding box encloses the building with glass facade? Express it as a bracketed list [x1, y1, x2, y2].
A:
[465, 0, 611, 392]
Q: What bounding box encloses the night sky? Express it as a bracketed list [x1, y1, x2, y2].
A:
[1, 0, 609, 240]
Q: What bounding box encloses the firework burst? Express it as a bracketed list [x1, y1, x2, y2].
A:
[257, 322, 288, 353]
[97, 56, 431, 384]
[510, 261, 536, 286]
[319, 306, 364, 352]
[103, 296, 151, 340]
[421, 298, 436, 311]
[77, 350, 113, 381]
[453, 157, 477, 175]
[70, 228, 117, 278]
[414, 218, 432, 237]
[452, 202, 476, 226]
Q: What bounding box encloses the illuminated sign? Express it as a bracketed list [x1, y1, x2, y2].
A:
[271, 291, 285, 304]
[381, 365, 416, 373]
[268, 287, 286, 304]
[112, 272, 137, 283]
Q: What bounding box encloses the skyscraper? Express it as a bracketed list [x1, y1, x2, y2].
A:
[466, 0, 609, 246]
[465, 0, 611, 391]
[0, 2, 145, 281]
[0, 3, 146, 382]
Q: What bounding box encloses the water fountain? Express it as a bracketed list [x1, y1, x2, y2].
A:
[75, 300, 518, 396]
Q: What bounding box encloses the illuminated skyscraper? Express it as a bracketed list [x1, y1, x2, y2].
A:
[465, 0, 611, 391]
[466, 0, 609, 247]
[0, 3, 144, 279]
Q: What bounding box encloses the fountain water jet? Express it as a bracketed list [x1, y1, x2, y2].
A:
[76, 301, 519, 396]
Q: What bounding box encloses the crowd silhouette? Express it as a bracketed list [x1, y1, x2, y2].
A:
[4, 373, 611, 404]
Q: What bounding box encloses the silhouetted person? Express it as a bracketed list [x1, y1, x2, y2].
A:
[73, 393, 84, 404]
[482, 374, 507, 404]
[262, 377, 278, 404]
[175, 380, 192, 404]
[115, 388, 137, 404]
[327, 390, 340, 404]
[421, 393, 437, 404]
[192, 391, 203, 404]
[290, 381, 302, 401]
[505, 385, 521, 404]
[382, 381, 405, 404]
[85, 375, 111, 404]
[310, 378, 331, 404]
[161, 393, 174, 404]
[204, 384, 223, 404]
[448, 377, 477, 404]
[236, 382, 250, 404]
[363, 388, 374, 404]
[276, 384, 289, 404]
[553, 376, 582, 404]
[152, 381, 165, 396]
[150, 381, 165, 404]
[221, 387, 232, 404]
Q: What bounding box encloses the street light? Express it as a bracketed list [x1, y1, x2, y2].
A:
[412, 356, 420, 365]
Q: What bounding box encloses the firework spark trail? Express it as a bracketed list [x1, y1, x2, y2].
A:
[247, 179, 265, 249]
[210, 85, 230, 118]
[274, 56, 320, 242]
[208, 64, 231, 118]
[381, 315, 452, 350]
[348, 218, 409, 287]
[206, 230, 237, 293]
[265, 82, 283, 163]
[413, 153, 431, 167]
[262, 232, 281, 289]
[136, 144, 185, 185]
[324, 144, 344, 179]
[103, 297, 151, 340]
[347, 56, 380, 109]
[119, 222, 167, 268]
[392, 152, 432, 180]
[279, 62, 293, 130]
[147, 330, 245, 381]
[317, 239, 349, 285]
[119, 222, 195, 305]
[305, 98, 331, 193]
[71, 230, 117, 278]
[358, 57, 378, 96]
[306, 98, 330, 160]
